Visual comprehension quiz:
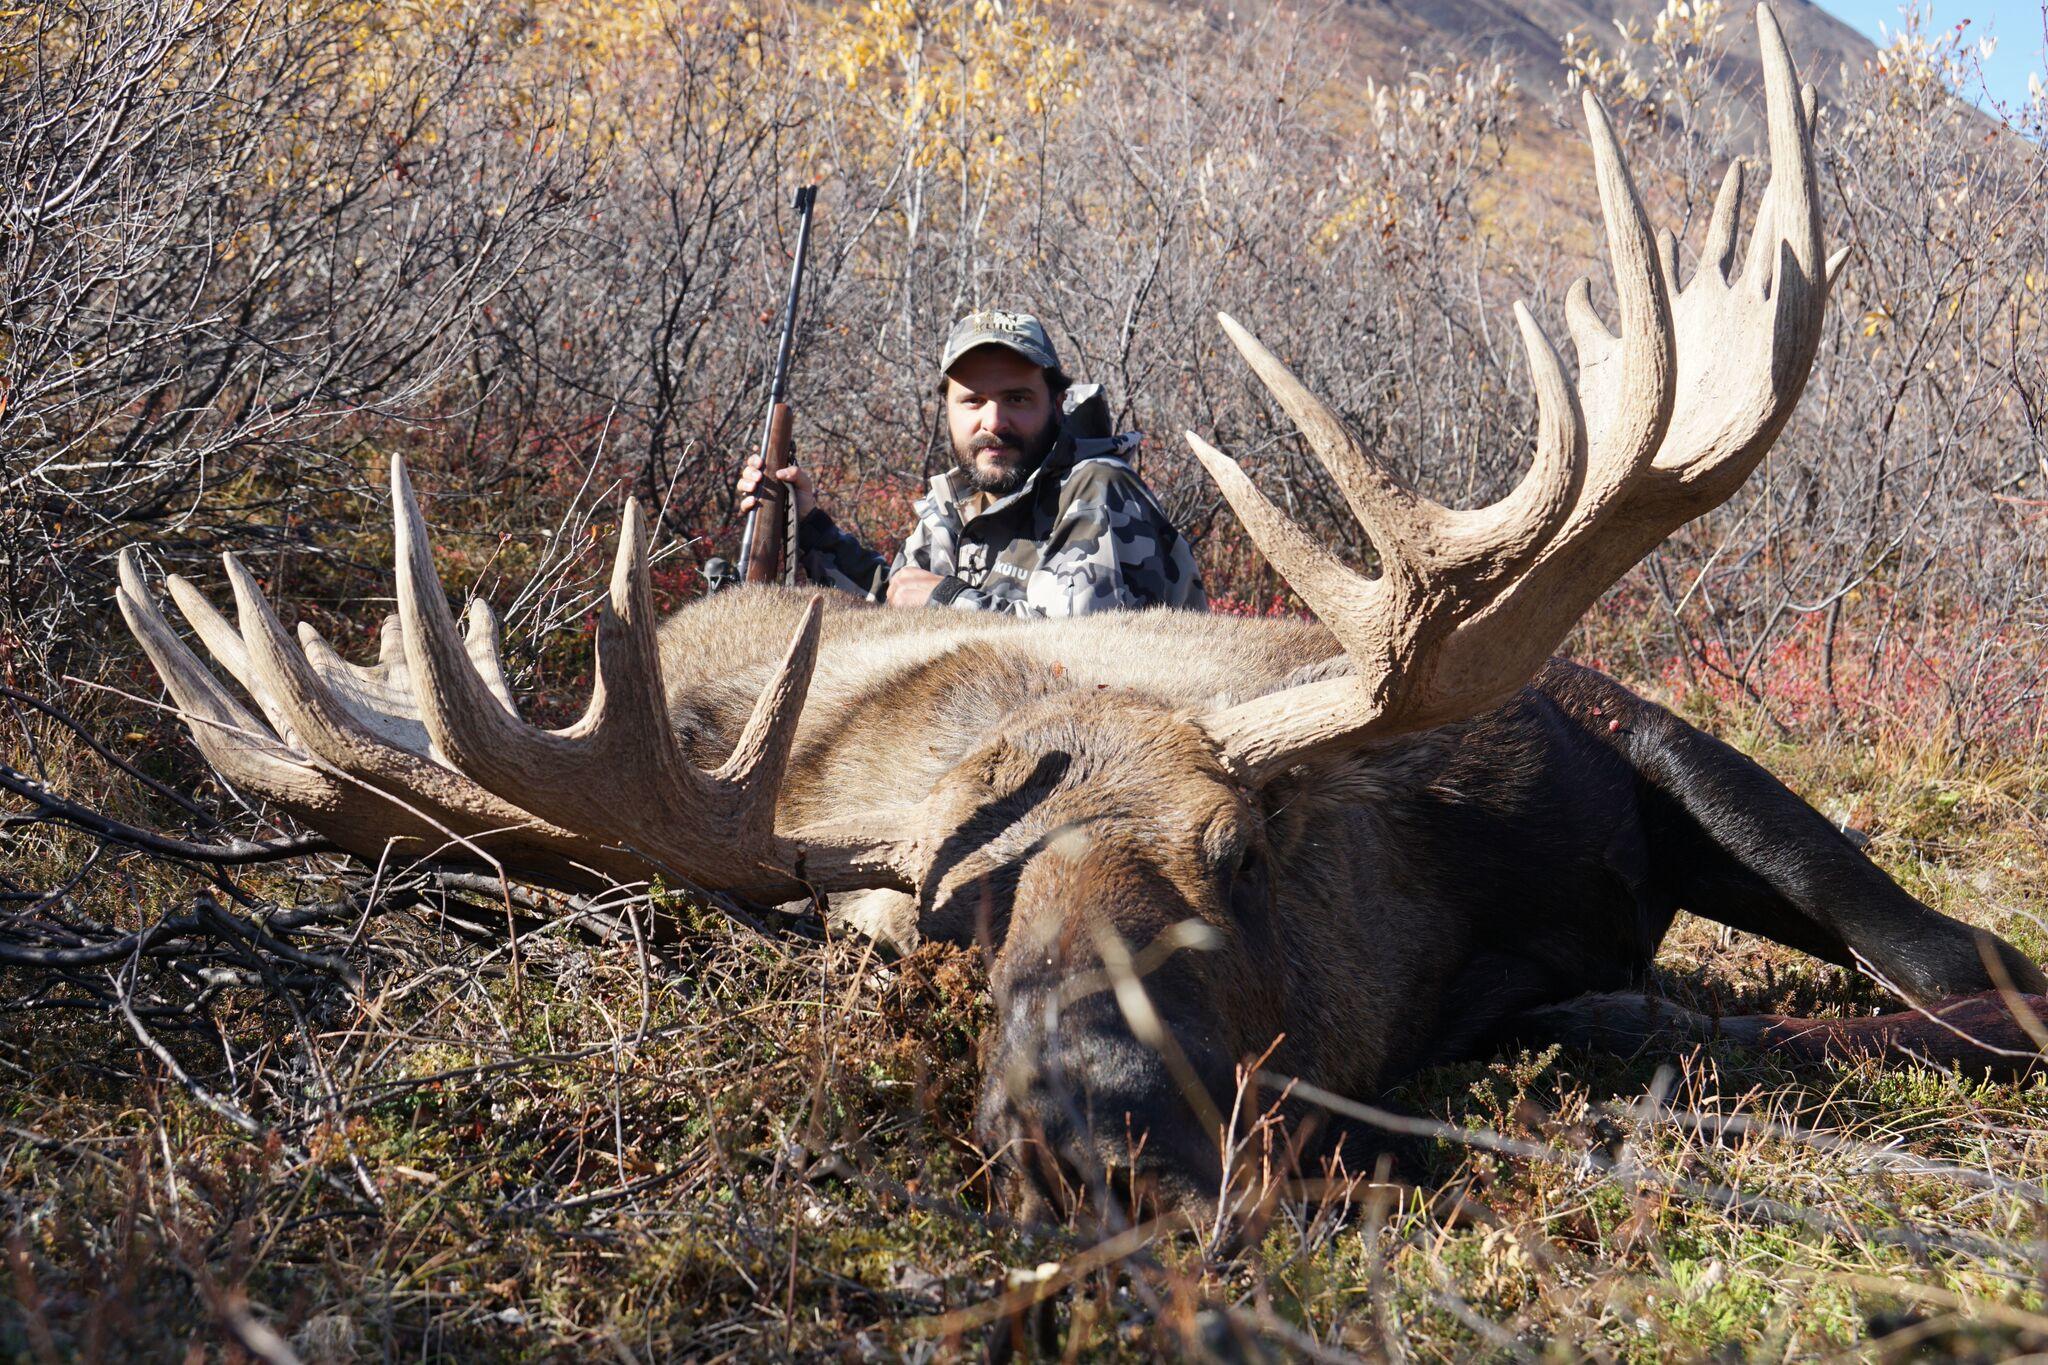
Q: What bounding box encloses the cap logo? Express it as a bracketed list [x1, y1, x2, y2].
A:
[942, 309, 1057, 376]
[972, 310, 1034, 335]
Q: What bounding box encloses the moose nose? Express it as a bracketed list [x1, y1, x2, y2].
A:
[975, 839, 1234, 1220]
[976, 963, 1228, 1222]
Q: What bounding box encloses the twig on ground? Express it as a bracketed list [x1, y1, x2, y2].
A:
[1, 761, 336, 864]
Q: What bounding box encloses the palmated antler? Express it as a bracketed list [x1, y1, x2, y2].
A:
[117, 458, 918, 901]
[1194, 5, 1845, 781]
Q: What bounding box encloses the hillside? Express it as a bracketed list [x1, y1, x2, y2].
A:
[1304, 0, 1876, 103]
[1059, 0, 1893, 260]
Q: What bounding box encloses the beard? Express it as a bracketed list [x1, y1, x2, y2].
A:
[954, 417, 1058, 497]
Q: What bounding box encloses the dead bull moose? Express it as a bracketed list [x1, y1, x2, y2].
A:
[115, 8, 2047, 1219]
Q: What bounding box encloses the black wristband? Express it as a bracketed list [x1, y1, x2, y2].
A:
[928, 574, 971, 607]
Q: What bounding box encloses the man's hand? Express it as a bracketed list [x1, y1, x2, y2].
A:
[886, 567, 943, 609]
[736, 451, 818, 521]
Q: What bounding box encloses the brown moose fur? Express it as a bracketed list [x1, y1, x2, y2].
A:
[656, 586, 2048, 1215]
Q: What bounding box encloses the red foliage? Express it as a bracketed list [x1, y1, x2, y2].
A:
[1650, 594, 2044, 756]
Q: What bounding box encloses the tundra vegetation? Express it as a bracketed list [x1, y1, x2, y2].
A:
[2, 0, 2046, 1359]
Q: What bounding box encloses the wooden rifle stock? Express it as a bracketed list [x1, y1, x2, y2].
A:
[740, 402, 796, 586]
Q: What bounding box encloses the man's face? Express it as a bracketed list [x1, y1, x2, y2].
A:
[945, 347, 1059, 496]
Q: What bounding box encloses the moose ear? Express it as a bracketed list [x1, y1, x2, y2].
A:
[1254, 729, 1459, 830]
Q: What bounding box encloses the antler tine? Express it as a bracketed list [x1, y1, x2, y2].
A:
[716, 594, 824, 810]
[164, 573, 281, 737]
[1213, 312, 1427, 576]
[115, 549, 329, 809]
[393, 458, 707, 838]
[1700, 159, 1746, 282]
[1454, 304, 1585, 576]
[391, 454, 565, 787]
[390, 456, 886, 898]
[1581, 89, 1668, 351]
[225, 552, 427, 781]
[1187, 427, 1403, 697]
[1561, 89, 1674, 509]
[461, 601, 520, 714]
[1215, 305, 1584, 584]
[1743, 4, 1820, 298]
[724, 596, 927, 893]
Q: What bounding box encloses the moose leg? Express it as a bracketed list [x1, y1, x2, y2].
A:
[1504, 990, 2048, 1078]
[825, 888, 920, 955]
[1583, 671, 2048, 1000]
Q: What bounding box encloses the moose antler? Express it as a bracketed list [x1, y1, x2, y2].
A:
[1194, 5, 1846, 782]
[117, 458, 919, 902]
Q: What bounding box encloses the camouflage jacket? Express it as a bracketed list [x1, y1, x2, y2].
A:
[797, 428, 1207, 616]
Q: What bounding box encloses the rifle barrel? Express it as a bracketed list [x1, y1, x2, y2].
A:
[736, 184, 819, 587]
[765, 185, 817, 406]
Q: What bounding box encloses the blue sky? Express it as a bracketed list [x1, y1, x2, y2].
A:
[1822, 0, 2046, 116]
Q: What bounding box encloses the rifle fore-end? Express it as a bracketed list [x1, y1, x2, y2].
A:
[741, 401, 797, 586]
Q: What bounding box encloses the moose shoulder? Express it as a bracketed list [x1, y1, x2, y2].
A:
[115, 5, 2046, 1221]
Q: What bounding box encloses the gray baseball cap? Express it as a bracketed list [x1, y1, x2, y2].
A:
[939, 309, 1062, 378]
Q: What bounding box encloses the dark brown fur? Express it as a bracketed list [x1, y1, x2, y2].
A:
[664, 587, 2047, 1216]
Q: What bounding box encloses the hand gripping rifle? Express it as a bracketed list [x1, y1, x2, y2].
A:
[735, 184, 819, 587]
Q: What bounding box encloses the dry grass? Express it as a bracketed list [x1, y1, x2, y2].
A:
[6, 648, 2048, 1361]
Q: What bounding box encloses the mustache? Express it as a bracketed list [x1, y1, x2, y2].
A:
[969, 433, 1020, 455]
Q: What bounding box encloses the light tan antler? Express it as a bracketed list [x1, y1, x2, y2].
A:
[117, 457, 918, 902]
[1195, 4, 1844, 782]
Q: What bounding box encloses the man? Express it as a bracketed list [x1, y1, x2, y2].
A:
[736, 310, 1206, 616]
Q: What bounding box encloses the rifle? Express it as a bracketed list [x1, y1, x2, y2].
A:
[735, 184, 819, 587]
